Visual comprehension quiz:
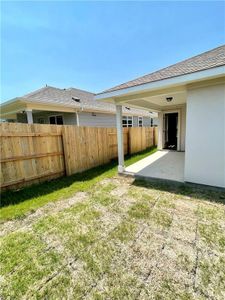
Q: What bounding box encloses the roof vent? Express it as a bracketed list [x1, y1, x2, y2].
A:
[166, 97, 173, 102]
[72, 97, 80, 103]
[125, 107, 130, 110]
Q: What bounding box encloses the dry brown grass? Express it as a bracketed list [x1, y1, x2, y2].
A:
[1, 176, 225, 299]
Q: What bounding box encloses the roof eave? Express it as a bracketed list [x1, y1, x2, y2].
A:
[0, 97, 26, 107]
[95, 65, 225, 102]
[1, 99, 151, 117]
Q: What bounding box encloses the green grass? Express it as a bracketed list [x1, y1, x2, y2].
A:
[0, 232, 62, 299]
[151, 210, 173, 228]
[198, 222, 225, 252]
[111, 220, 137, 242]
[1, 163, 225, 299]
[128, 201, 152, 219]
[0, 147, 157, 222]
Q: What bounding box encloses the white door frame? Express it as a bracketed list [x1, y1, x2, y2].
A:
[162, 109, 181, 151]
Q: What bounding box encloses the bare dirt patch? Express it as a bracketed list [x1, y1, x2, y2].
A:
[0, 192, 88, 237]
[1, 176, 225, 299]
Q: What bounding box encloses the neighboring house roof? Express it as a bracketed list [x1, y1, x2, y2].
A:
[2, 86, 155, 117]
[100, 45, 225, 94]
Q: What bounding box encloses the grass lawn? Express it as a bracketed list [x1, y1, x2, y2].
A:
[0, 147, 157, 222]
[1, 147, 225, 299]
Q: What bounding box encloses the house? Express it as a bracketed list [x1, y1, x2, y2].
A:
[96, 45, 225, 188]
[0, 86, 158, 127]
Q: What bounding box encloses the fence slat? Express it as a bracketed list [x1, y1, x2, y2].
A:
[0, 123, 157, 190]
[129, 127, 155, 154]
[0, 123, 65, 190]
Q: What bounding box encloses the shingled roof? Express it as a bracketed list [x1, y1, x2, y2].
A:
[101, 45, 225, 94]
[20, 86, 152, 116]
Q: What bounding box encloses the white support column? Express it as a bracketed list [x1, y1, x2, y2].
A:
[26, 109, 33, 124]
[76, 112, 80, 126]
[116, 105, 124, 173]
[158, 112, 163, 150]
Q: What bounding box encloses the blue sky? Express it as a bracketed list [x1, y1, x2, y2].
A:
[1, 1, 224, 102]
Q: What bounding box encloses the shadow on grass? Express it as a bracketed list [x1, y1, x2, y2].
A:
[132, 179, 225, 205]
[1, 147, 156, 209]
[0, 160, 117, 208]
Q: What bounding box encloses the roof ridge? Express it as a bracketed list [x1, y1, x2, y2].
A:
[23, 85, 61, 98]
[68, 87, 95, 95]
[23, 85, 95, 98]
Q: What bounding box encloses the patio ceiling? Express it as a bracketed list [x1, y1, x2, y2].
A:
[113, 86, 187, 112]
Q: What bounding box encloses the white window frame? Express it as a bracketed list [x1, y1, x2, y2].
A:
[122, 116, 133, 127]
[48, 115, 64, 125]
[138, 116, 143, 127]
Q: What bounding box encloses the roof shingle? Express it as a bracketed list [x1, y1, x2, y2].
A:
[101, 45, 225, 94]
[21, 86, 152, 117]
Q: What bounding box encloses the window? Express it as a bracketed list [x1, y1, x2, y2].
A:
[122, 116, 133, 127]
[49, 115, 64, 125]
[138, 117, 143, 127]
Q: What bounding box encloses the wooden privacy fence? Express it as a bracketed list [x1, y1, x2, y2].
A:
[62, 127, 129, 176]
[0, 123, 65, 191]
[129, 127, 155, 154]
[0, 123, 157, 191]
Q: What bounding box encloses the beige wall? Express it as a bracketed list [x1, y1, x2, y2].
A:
[185, 83, 225, 188]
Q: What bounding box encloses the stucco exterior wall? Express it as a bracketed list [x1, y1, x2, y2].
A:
[185, 83, 225, 188]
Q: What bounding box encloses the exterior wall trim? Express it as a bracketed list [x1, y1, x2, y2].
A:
[95, 66, 225, 100]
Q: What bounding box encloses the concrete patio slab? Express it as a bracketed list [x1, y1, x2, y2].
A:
[125, 150, 185, 183]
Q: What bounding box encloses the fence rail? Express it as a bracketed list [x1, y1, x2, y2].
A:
[0, 123, 157, 191]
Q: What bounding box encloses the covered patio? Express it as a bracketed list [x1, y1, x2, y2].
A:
[96, 46, 225, 188]
[107, 86, 187, 183]
[96, 71, 189, 183]
[125, 150, 185, 183]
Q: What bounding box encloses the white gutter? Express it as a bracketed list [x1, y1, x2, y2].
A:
[0, 98, 24, 107]
[95, 65, 225, 100]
